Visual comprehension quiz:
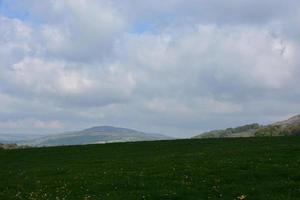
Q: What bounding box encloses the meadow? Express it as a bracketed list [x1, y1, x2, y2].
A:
[1, 137, 300, 199]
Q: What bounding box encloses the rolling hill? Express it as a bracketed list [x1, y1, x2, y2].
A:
[193, 114, 300, 138]
[21, 126, 171, 147]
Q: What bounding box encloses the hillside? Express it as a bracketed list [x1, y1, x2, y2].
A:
[21, 126, 171, 147]
[193, 123, 261, 139]
[193, 114, 300, 138]
[1, 137, 300, 199]
[255, 115, 300, 137]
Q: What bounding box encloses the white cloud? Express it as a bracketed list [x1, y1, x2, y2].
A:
[8, 0, 127, 62]
[0, 121, 21, 129]
[8, 57, 92, 94]
[144, 97, 241, 115]
[0, 1, 300, 136]
[118, 25, 298, 98]
[33, 120, 64, 129]
[0, 119, 64, 130]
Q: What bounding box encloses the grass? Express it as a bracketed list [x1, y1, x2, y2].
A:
[1, 137, 300, 199]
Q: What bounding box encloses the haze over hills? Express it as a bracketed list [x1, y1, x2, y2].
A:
[193, 114, 300, 139]
[20, 126, 172, 147]
[2, 115, 300, 147]
[0, 133, 43, 144]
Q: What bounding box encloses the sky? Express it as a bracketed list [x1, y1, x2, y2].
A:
[0, 0, 300, 137]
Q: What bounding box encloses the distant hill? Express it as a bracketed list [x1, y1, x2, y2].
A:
[21, 126, 171, 147]
[193, 114, 300, 139]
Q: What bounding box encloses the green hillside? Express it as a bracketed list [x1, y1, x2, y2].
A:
[1, 137, 300, 199]
[193, 115, 300, 139]
[255, 115, 300, 137]
[193, 124, 261, 139]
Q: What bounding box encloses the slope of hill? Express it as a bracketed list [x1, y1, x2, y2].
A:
[22, 126, 171, 147]
[193, 123, 261, 139]
[193, 114, 300, 138]
[255, 115, 300, 137]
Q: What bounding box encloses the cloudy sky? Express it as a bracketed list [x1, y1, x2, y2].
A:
[0, 0, 300, 137]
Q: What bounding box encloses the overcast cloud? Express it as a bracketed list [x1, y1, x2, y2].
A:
[0, 0, 300, 137]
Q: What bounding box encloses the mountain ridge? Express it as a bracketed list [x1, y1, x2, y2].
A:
[21, 126, 171, 147]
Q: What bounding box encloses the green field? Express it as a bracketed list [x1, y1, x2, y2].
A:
[1, 137, 300, 200]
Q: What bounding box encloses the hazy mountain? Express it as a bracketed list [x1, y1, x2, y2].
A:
[21, 126, 171, 147]
[193, 114, 300, 138]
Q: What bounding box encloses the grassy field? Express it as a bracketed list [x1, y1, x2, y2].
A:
[1, 137, 300, 200]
